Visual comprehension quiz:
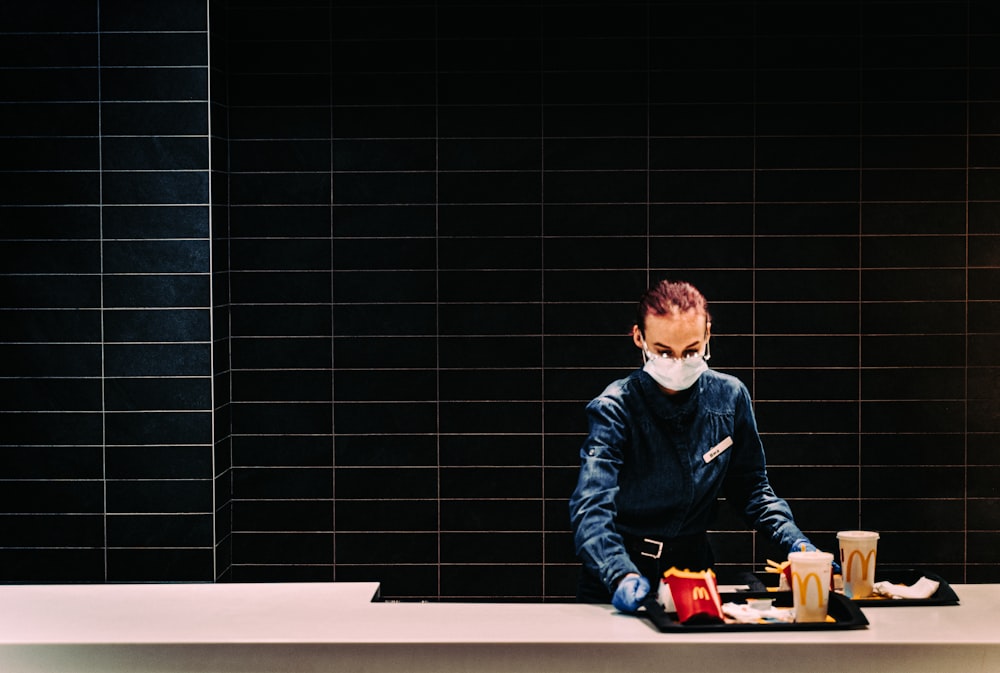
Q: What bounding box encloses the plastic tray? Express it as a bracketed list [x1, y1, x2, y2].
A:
[845, 569, 959, 606]
[640, 590, 868, 632]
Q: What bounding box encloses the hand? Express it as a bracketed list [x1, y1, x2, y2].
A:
[612, 574, 650, 613]
[792, 539, 841, 574]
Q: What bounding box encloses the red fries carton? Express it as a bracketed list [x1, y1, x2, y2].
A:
[662, 567, 724, 624]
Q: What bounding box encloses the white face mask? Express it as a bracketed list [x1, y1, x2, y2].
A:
[641, 341, 710, 391]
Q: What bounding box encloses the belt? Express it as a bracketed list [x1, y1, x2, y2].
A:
[622, 532, 709, 563]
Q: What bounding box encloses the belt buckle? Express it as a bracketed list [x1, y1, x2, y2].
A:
[641, 537, 663, 559]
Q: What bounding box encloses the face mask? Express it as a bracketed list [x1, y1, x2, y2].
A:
[641, 342, 710, 391]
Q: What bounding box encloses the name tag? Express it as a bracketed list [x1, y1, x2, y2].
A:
[703, 436, 733, 464]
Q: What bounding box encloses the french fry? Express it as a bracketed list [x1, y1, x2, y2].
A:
[765, 559, 790, 574]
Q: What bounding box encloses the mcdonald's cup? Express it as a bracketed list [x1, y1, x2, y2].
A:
[787, 551, 834, 622]
[837, 530, 880, 599]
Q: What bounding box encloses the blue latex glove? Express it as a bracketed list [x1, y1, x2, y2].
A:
[792, 539, 841, 574]
[612, 574, 650, 613]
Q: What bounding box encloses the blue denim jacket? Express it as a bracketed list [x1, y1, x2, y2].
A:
[568, 368, 809, 591]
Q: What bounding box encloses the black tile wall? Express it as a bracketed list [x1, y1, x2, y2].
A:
[209, 0, 233, 582]
[0, 0, 215, 582]
[216, 0, 1000, 598]
[2, 0, 999, 596]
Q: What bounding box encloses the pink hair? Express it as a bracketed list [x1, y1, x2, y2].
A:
[635, 280, 711, 334]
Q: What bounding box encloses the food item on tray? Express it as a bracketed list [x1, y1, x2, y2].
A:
[659, 567, 725, 624]
[765, 558, 792, 590]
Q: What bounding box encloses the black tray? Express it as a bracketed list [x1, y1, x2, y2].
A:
[844, 569, 959, 606]
[640, 590, 868, 632]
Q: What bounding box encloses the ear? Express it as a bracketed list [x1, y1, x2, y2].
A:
[704, 321, 712, 343]
[631, 324, 645, 350]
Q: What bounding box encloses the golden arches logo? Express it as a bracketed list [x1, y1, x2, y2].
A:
[691, 586, 711, 601]
[792, 571, 826, 608]
[843, 549, 877, 581]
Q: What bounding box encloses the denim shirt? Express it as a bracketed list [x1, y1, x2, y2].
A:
[568, 367, 808, 591]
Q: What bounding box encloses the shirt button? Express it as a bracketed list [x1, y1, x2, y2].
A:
[587, 449, 596, 456]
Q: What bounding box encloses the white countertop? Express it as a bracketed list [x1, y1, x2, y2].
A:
[1, 582, 998, 672]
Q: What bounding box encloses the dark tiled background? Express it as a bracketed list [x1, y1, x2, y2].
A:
[1, 0, 998, 599]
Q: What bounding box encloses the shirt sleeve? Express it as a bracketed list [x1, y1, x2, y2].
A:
[724, 382, 809, 554]
[568, 395, 640, 591]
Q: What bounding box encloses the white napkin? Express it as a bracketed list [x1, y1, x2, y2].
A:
[872, 576, 940, 599]
[721, 602, 794, 624]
